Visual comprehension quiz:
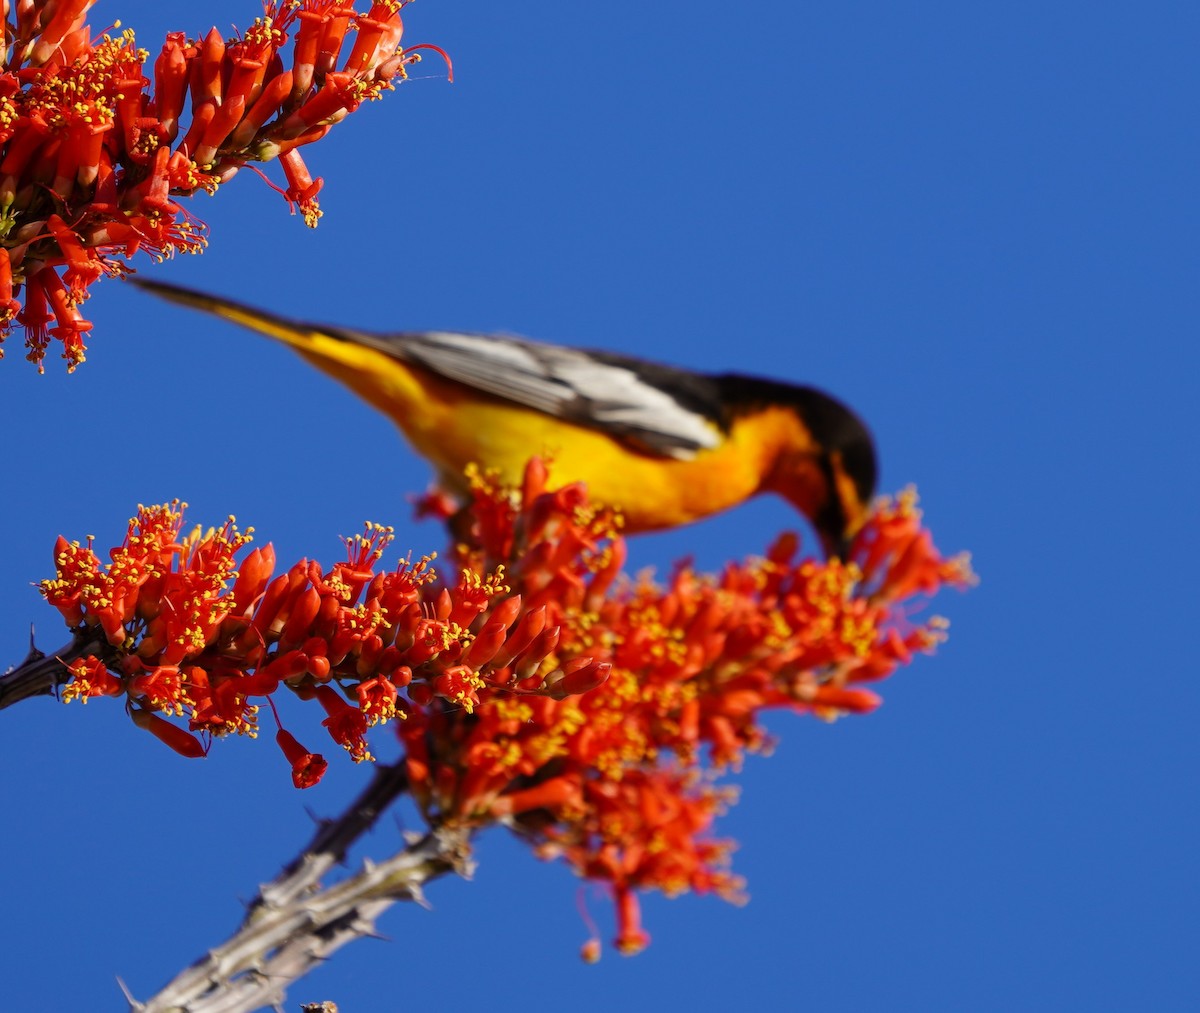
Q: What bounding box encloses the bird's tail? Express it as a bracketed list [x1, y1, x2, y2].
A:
[129, 276, 320, 350]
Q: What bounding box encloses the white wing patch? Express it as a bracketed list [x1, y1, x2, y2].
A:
[351, 329, 722, 459]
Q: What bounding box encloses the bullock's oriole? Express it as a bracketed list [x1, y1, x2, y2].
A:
[131, 277, 877, 555]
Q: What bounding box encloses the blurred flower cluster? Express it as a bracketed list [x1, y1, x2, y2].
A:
[0, 0, 447, 371]
[40, 459, 973, 954]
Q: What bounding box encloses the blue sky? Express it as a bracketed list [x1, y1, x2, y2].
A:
[1, 1, 1195, 1010]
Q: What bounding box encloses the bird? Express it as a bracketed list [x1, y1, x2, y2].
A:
[130, 276, 877, 556]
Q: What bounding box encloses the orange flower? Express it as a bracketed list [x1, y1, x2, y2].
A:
[129, 707, 207, 759]
[276, 729, 328, 789]
[38, 459, 970, 948]
[0, 1, 448, 370]
[61, 655, 122, 702]
[316, 685, 373, 762]
[391, 461, 968, 952]
[613, 888, 651, 956]
[356, 675, 399, 725]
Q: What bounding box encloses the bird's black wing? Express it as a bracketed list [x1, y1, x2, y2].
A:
[335, 327, 728, 460]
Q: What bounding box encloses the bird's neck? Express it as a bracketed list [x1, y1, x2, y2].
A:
[731, 404, 829, 520]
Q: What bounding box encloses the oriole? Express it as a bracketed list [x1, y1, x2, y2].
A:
[131, 277, 877, 555]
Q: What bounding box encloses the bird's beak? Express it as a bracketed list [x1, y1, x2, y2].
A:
[820, 530, 852, 562]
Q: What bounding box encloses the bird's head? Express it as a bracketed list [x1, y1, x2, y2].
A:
[810, 436, 878, 559]
[735, 379, 878, 559]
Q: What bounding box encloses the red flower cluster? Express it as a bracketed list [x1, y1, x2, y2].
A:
[0, 1, 448, 371]
[42, 500, 526, 787]
[40, 461, 973, 949]
[403, 462, 973, 955]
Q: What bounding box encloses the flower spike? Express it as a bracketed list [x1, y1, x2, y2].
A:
[36, 459, 970, 953]
[0, 2, 448, 369]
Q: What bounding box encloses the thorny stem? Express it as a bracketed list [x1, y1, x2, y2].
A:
[136, 828, 471, 1013]
[135, 813, 473, 1013]
[3, 640, 456, 1013]
[264, 761, 414, 910]
[0, 630, 104, 709]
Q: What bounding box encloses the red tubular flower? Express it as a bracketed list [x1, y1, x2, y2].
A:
[153, 33, 192, 143]
[0, 110, 49, 182]
[224, 48, 271, 115]
[315, 684, 372, 762]
[177, 99, 217, 162]
[289, 10, 324, 99]
[230, 544, 277, 614]
[317, 7, 355, 78]
[0, 248, 21, 324]
[279, 149, 323, 226]
[281, 587, 322, 646]
[802, 683, 882, 715]
[129, 707, 207, 759]
[45, 215, 101, 299]
[513, 625, 561, 682]
[57, 115, 110, 193]
[16, 272, 52, 368]
[251, 573, 294, 639]
[30, 0, 96, 66]
[356, 675, 398, 724]
[193, 28, 226, 105]
[62, 655, 123, 702]
[254, 649, 310, 687]
[112, 77, 148, 165]
[433, 664, 483, 712]
[193, 94, 246, 167]
[546, 658, 611, 699]
[342, 8, 404, 77]
[40, 269, 92, 367]
[127, 664, 187, 712]
[464, 619, 509, 669]
[489, 605, 548, 669]
[490, 776, 583, 818]
[485, 593, 523, 632]
[613, 887, 651, 957]
[131, 142, 173, 214]
[307, 652, 332, 681]
[276, 729, 328, 789]
[281, 70, 361, 133]
[229, 70, 294, 149]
